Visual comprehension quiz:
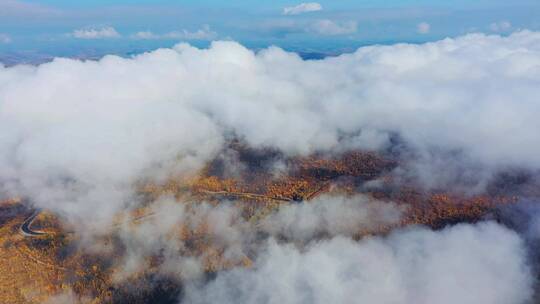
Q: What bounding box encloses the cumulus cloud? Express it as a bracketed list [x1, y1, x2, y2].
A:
[0, 33, 11, 44]
[490, 21, 512, 32]
[72, 26, 121, 39]
[184, 222, 533, 304]
[283, 2, 322, 15]
[310, 19, 357, 35]
[132, 25, 217, 41]
[1, 31, 540, 226]
[417, 22, 431, 34]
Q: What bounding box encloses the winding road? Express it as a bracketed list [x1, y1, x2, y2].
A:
[20, 210, 46, 237]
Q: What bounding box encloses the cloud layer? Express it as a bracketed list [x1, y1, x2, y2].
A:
[283, 3, 322, 15]
[72, 26, 121, 39]
[260, 194, 403, 241]
[184, 222, 532, 304]
[108, 193, 402, 281]
[1, 31, 540, 223]
[132, 25, 217, 41]
[1, 30, 540, 304]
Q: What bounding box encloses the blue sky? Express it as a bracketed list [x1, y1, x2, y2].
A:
[1, 0, 540, 60]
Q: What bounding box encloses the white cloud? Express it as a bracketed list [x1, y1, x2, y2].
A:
[261, 194, 403, 241]
[131, 31, 156, 40]
[0, 33, 11, 44]
[310, 19, 357, 35]
[104, 193, 535, 304]
[185, 222, 533, 304]
[283, 2, 322, 15]
[72, 26, 121, 39]
[417, 22, 431, 34]
[109, 193, 402, 281]
[132, 25, 217, 41]
[1, 31, 540, 225]
[490, 21, 512, 32]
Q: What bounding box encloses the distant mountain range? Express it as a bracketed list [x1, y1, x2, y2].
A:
[0, 48, 344, 66]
